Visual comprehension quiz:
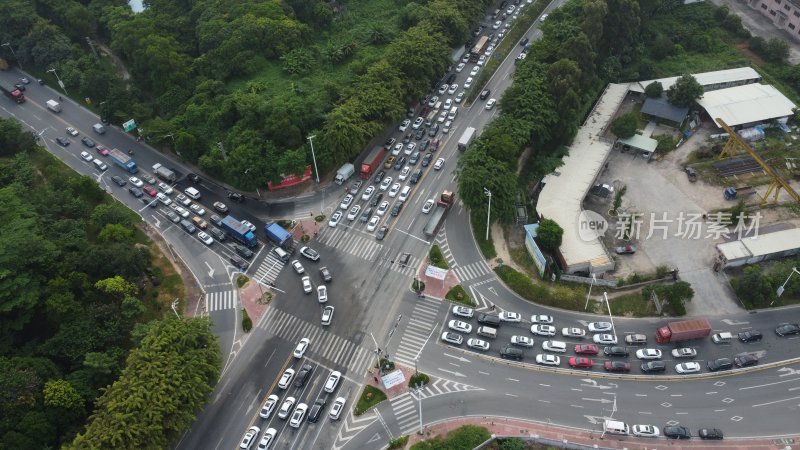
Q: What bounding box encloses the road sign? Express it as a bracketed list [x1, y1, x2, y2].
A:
[425, 265, 448, 280]
[123, 119, 137, 132]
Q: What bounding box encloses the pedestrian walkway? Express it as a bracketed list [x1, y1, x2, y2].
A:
[206, 289, 237, 312]
[391, 378, 484, 435]
[251, 251, 285, 286]
[453, 260, 491, 282]
[392, 296, 442, 368]
[256, 306, 373, 375]
[316, 225, 384, 262]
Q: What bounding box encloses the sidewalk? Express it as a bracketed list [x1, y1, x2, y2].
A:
[415, 262, 460, 300]
[405, 416, 793, 449]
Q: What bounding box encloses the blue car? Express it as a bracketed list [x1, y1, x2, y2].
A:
[394, 157, 406, 170]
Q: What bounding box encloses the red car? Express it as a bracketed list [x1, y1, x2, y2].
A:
[95, 145, 110, 156]
[604, 361, 631, 372]
[142, 185, 158, 197]
[569, 357, 594, 368]
[575, 344, 599, 355]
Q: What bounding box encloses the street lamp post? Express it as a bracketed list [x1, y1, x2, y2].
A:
[483, 188, 492, 241]
[777, 266, 800, 297]
[47, 68, 67, 94]
[1, 42, 21, 69]
[307, 135, 320, 184]
[599, 393, 617, 439]
[584, 273, 597, 310]
[602, 292, 617, 343]
[413, 382, 424, 435]
[381, 314, 403, 369]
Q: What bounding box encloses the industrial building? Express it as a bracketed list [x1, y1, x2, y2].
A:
[716, 228, 800, 269]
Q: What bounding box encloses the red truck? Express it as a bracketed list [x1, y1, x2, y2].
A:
[360, 146, 386, 179]
[655, 319, 712, 344]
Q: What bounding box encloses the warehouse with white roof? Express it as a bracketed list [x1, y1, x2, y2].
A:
[716, 228, 800, 269]
[696, 83, 797, 128]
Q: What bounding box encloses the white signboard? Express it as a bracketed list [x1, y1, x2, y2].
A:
[381, 369, 406, 389]
[425, 265, 448, 280]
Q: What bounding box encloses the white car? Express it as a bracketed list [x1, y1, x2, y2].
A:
[329, 396, 346, 420]
[588, 322, 613, 332]
[562, 327, 586, 338]
[175, 194, 191, 206]
[422, 199, 435, 213]
[392, 143, 404, 156]
[388, 183, 401, 198]
[362, 185, 375, 201]
[190, 203, 206, 215]
[405, 142, 416, 154]
[328, 210, 343, 227]
[427, 96, 439, 107]
[442, 120, 452, 134]
[240, 426, 260, 449]
[632, 424, 660, 438]
[438, 84, 449, 94]
[433, 158, 445, 170]
[174, 206, 190, 218]
[293, 337, 310, 358]
[399, 166, 411, 181]
[443, 98, 453, 110]
[324, 371, 341, 393]
[485, 98, 497, 110]
[157, 182, 173, 194]
[129, 177, 144, 187]
[448, 83, 458, 95]
[301, 275, 312, 293]
[592, 334, 617, 345]
[339, 194, 354, 209]
[492, 20, 502, 29]
[259, 395, 280, 419]
[412, 117, 424, 130]
[470, 66, 480, 76]
[278, 368, 296, 389]
[441, 331, 463, 345]
[399, 119, 411, 131]
[317, 285, 328, 303]
[376, 201, 390, 216]
[511, 335, 534, 347]
[477, 55, 487, 66]
[367, 215, 380, 231]
[379, 176, 392, 190]
[241, 220, 256, 232]
[347, 205, 361, 221]
[531, 324, 556, 336]
[464, 77, 473, 89]
[455, 63, 465, 73]
[66, 127, 79, 136]
[672, 348, 697, 358]
[500, 311, 522, 322]
[289, 403, 308, 428]
[636, 348, 663, 360]
[467, 338, 490, 351]
[197, 231, 213, 246]
[257, 428, 276, 450]
[536, 354, 560, 366]
[278, 396, 296, 419]
[80, 151, 93, 161]
[675, 362, 701, 374]
[455, 91, 465, 103]
[448, 320, 472, 334]
[437, 110, 448, 123]
[452, 305, 474, 318]
[321, 305, 334, 326]
[531, 314, 553, 324]
[291, 259, 305, 274]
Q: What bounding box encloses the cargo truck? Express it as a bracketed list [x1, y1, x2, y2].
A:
[423, 190, 455, 237]
[334, 163, 355, 185]
[108, 148, 139, 174]
[152, 163, 177, 182]
[221, 216, 258, 247]
[360, 146, 387, 180]
[457, 127, 476, 152]
[655, 319, 712, 344]
[1, 83, 25, 103]
[46, 99, 62, 112]
[265, 223, 292, 249]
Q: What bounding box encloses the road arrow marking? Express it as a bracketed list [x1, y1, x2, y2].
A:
[437, 368, 465, 378]
[367, 433, 381, 444]
[151, 216, 161, 228]
[721, 319, 749, 325]
[488, 286, 497, 296]
[204, 261, 214, 277]
[443, 353, 470, 363]
[581, 397, 614, 404]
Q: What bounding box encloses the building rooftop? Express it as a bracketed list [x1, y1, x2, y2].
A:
[717, 228, 800, 261]
[618, 134, 658, 152]
[641, 96, 689, 123]
[631, 67, 761, 93]
[697, 84, 797, 127]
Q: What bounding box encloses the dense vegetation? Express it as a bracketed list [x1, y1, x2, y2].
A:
[0, 118, 219, 449]
[410, 424, 490, 450]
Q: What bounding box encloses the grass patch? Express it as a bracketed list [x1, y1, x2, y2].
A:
[408, 372, 430, 388]
[470, 209, 496, 259]
[607, 293, 659, 317]
[429, 245, 449, 269]
[354, 385, 387, 416]
[236, 275, 249, 288]
[242, 308, 252, 332]
[410, 425, 490, 450]
[495, 265, 585, 311]
[387, 436, 409, 449]
[445, 285, 475, 307]
[314, 214, 325, 222]
[509, 246, 537, 275]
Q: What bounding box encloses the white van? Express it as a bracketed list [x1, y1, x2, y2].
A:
[712, 332, 733, 344]
[398, 185, 411, 202]
[273, 246, 289, 262]
[542, 340, 566, 353]
[93, 159, 107, 171]
[448, 106, 458, 120]
[184, 186, 201, 200]
[603, 420, 629, 435]
[477, 326, 497, 339]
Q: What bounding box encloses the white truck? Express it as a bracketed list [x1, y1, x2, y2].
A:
[457, 127, 476, 152]
[152, 163, 177, 182]
[334, 163, 355, 185]
[46, 99, 62, 113]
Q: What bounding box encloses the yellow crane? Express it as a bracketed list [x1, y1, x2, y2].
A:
[715, 118, 800, 205]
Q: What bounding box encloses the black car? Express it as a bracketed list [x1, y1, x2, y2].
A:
[421, 153, 433, 167]
[414, 128, 425, 140]
[390, 202, 403, 217]
[500, 346, 523, 361]
[234, 245, 254, 259]
[707, 358, 733, 372]
[56, 137, 70, 147]
[664, 426, 691, 439]
[320, 266, 332, 282]
[603, 346, 629, 357]
[209, 227, 226, 241]
[480, 89, 491, 100]
[477, 314, 501, 327]
[371, 192, 383, 207]
[428, 124, 439, 137]
[376, 225, 388, 240]
[384, 137, 396, 148]
[373, 170, 385, 183]
[111, 175, 127, 187]
[519, 37, 529, 46]
[734, 354, 758, 367]
[14, 83, 25, 91]
[446, 73, 456, 84]
[738, 330, 762, 343]
[776, 323, 800, 336]
[187, 173, 201, 183]
[640, 361, 666, 373]
[294, 364, 313, 388]
[229, 255, 249, 270]
[402, 133, 412, 144]
[228, 192, 245, 202]
[420, 139, 430, 152]
[210, 214, 224, 227]
[394, 157, 406, 170]
[698, 428, 723, 440]
[410, 170, 422, 184]
[140, 197, 156, 208]
[128, 187, 143, 198]
[81, 136, 96, 147]
[307, 398, 327, 423]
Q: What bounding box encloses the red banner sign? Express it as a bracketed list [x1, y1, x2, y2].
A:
[267, 165, 312, 190]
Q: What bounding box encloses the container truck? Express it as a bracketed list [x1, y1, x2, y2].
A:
[334, 163, 355, 185]
[360, 146, 386, 180]
[457, 127, 476, 152]
[423, 190, 455, 237]
[655, 319, 712, 344]
[152, 163, 177, 182]
[1, 83, 25, 103]
[265, 223, 292, 248]
[221, 216, 258, 247]
[46, 99, 62, 112]
[108, 148, 139, 174]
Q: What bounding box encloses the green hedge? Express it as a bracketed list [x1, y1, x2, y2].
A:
[408, 372, 430, 388]
[241, 308, 252, 332]
[445, 285, 475, 307]
[470, 209, 496, 259]
[410, 425, 490, 450]
[388, 436, 409, 449]
[494, 266, 584, 311]
[355, 385, 387, 416]
[429, 245, 449, 269]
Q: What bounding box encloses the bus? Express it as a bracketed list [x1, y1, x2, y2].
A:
[469, 36, 489, 62]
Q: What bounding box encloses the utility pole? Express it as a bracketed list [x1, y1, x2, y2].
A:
[1, 42, 21, 69]
[47, 68, 67, 94]
[483, 188, 492, 241]
[307, 135, 320, 183]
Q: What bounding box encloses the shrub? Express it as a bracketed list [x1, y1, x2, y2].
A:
[410, 425, 490, 450]
[241, 309, 252, 332]
[388, 436, 409, 449]
[429, 245, 449, 269]
[408, 372, 430, 388]
[445, 285, 475, 306]
[355, 385, 387, 415]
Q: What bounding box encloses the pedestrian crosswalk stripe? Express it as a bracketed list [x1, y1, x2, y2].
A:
[207, 290, 237, 312]
[453, 260, 491, 282]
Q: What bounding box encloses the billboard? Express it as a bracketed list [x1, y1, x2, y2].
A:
[523, 223, 547, 278]
[267, 165, 312, 191]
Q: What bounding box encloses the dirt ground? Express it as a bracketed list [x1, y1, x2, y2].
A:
[143, 224, 205, 318]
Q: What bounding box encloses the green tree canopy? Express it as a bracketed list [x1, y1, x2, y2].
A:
[611, 112, 638, 138]
[536, 219, 564, 253]
[644, 81, 663, 98]
[667, 74, 704, 107]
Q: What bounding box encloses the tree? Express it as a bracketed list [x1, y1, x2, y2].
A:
[733, 266, 775, 308]
[536, 219, 564, 253]
[611, 112, 638, 138]
[667, 74, 703, 107]
[644, 81, 663, 98]
[44, 379, 85, 411]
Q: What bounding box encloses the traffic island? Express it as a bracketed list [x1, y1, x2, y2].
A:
[354, 385, 387, 416]
[445, 285, 475, 307]
[237, 278, 274, 325]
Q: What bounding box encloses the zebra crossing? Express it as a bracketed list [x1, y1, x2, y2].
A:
[375, 251, 419, 277]
[252, 251, 285, 286]
[434, 229, 457, 267]
[392, 295, 442, 368]
[316, 226, 384, 262]
[453, 260, 491, 282]
[390, 378, 484, 434]
[257, 306, 374, 374]
[206, 290, 237, 312]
